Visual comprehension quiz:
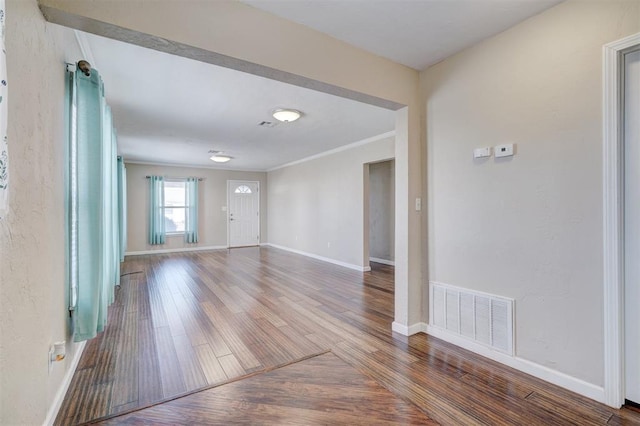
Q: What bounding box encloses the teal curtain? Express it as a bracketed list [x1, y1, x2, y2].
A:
[185, 177, 199, 243]
[64, 67, 76, 312]
[148, 176, 165, 244]
[66, 65, 123, 342]
[101, 102, 116, 311]
[70, 67, 118, 340]
[117, 157, 127, 261]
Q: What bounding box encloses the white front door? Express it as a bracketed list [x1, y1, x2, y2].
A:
[625, 48, 640, 405]
[228, 180, 260, 248]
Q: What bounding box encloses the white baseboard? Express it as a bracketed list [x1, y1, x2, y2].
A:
[425, 324, 605, 404]
[263, 243, 371, 272]
[125, 245, 228, 256]
[43, 340, 86, 426]
[392, 321, 427, 336]
[369, 257, 395, 266]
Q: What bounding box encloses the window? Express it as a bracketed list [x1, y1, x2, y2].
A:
[149, 176, 198, 244]
[235, 184, 252, 194]
[164, 180, 187, 233]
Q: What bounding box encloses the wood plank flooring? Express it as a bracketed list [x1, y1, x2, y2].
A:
[56, 247, 640, 425]
[94, 352, 436, 425]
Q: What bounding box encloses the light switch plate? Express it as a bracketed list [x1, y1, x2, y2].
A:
[495, 143, 514, 158]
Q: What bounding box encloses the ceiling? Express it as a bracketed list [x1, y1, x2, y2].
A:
[84, 33, 396, 171]
[241, 0, 563, 70]
[83, 0, 564, 170]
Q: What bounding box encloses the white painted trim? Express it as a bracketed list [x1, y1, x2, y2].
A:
[264, 243, 371, 272]
[392, 321, 427, 336]
[267, 131, 396, 172]
[125, 245, 227, 256]
[425, 325, 605, 404]
[603, 32, 640, 409]
[43, 341, 87, 426]
[369, 257, 395, 266]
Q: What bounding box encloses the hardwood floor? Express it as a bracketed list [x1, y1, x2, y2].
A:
[94, 352, 435, 425]
[56, 247, 640, 425]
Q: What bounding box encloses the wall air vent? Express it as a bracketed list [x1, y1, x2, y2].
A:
[430, 281, 514, 355]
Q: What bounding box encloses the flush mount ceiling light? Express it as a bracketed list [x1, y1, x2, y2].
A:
[210, 154, 232, 163]
[272, 109, 302, 123]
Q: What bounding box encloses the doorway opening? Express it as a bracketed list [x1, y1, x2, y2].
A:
[368, 160, 395, 267]
[364, 159, 395, 273]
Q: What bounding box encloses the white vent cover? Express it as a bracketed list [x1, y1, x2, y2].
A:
[430, 282, 514, 355]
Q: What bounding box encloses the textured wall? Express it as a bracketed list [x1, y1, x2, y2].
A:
[0, 1, 84, 424]
[125, 163, 267, 252]
[268, 136, 394, 268]
[421, 0, 640, 386]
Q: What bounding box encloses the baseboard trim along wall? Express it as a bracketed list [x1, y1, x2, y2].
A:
[392, 321, 426, 336]
[125, 245, 228, 256]
[391, 320, 604, 403]
[44, 340, 87, 426]
[369, 257, 395, 266]
[424, 324, 606, 404]
[263, 243, 371, 272]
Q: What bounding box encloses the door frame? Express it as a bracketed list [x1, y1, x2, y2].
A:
[227, 180, 261, 248]
[603, 32, 640, 408]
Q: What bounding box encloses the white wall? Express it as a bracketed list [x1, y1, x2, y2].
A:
[268, 136, 394, 269]
[125, 163, 267, 253]
[0, 1, 84, 424]
[369, 160, 395, 262]
[421, 0, 640, 387]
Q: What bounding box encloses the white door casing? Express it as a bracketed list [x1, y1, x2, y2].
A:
[624, 48, 640, 405]
[603, 32, 640, 408]
[228, 180, 260, 248]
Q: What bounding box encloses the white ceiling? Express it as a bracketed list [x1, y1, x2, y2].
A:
[84, 33, 396, 171]
[241, 0, 563, 70]
[83, 0, 563, 170]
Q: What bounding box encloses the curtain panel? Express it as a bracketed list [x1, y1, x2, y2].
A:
[67, 65, 123, 342]
[185, 177, 199, 243]
[148, 175, 165, 245]
[117, 157, 127, 261]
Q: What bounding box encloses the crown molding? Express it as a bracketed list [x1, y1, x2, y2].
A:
[267, 131, 396, 172]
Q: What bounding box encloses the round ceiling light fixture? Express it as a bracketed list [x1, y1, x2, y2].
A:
[272, 109, 301, 123]
[210, 154, 232, 163]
